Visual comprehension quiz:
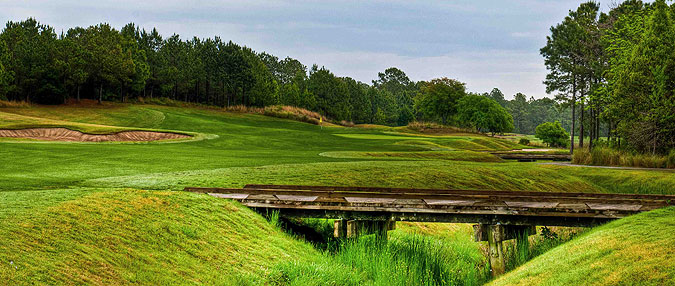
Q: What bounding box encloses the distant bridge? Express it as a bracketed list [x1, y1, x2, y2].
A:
[489, 152, 572, 162]
[185, 184, 675, 275]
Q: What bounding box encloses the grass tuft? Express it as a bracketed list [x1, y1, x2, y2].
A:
[0, 100, 31, 108]
[573, 147, 675, 169]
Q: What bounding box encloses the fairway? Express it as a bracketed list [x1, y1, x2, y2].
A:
[1, 104, 674, 285]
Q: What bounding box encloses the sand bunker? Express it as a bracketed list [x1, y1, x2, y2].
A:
[0, 128, 190, 142]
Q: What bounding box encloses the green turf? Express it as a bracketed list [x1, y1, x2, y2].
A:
[1, 103, 674, 285]
[490, 207, 675, 286]
[0, 189, 321, 285]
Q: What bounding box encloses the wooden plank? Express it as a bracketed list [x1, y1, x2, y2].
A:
[194, 187, 675, 207]
[275, 195, 318, 201]
[246, 194, 278, 200]
[586, 203, 643, 211]
[505, 202, 559, 208]
[344, 197, 396, 204]
[209, 193, 249, 199]
[424, 199, 477, 206]
[240, 185, 675, 201]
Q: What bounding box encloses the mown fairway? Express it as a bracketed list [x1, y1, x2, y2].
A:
[1, 103, 674, 285]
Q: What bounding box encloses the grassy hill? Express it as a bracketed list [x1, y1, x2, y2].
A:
[1, 102, 674, 285]
[0, 189, 323, 284]
[490, 207, 675, 286]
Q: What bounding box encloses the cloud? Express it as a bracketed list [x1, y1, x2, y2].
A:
[0, 0, 584, 100]
[510, 32, 536, 38]
[294, 49, 547, 99]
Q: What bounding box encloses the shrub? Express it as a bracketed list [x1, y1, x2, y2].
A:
[572, 148, 592, 165]
[406, 121, 471, 134]
[221, 105, 333, 126]
[339, 120, 355, 127]
[535, 121, 569, 148]
[668, 149, 675, 168]
[457, 95, 514, 135]
[518, 138, 530, 146]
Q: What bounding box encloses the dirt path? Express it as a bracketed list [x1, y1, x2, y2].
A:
[0, 128, 190, 142]
[540, 162, 675, 172]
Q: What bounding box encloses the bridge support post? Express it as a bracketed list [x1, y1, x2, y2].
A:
[487, 224, 506, 277]
[474, 224, 536, 277]
[334, 219, 396, 239]
[334, 219, 347, 238]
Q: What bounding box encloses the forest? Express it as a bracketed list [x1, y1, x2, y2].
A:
[542, 0, 675, 154]
[0, 17, 569, 136]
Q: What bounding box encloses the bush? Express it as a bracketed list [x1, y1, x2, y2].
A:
[668, 149, 675, 168]
[457, 95, 514, 135]
[518, 138, 530, 146]
[535, 121, 569, 148]
[405, 121, 471, 134]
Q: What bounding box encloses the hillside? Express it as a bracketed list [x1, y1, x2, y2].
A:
[490, 207, 675, 286]
[0, 189, 322, 284]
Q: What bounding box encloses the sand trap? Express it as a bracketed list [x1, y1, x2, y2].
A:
[0, 128, 190, 142]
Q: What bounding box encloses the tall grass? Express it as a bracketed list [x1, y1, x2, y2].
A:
[573, 147, 675, 169]
[270, 231, 490, 286]
[406, 121, 473, 134]
[340, 233, 489, 286]
[0, 100, 31, 108]
[222, 104, 356, 126]
[503, 227, 584, 272]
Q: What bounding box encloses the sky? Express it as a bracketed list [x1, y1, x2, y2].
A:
[0, 0, 607, 99]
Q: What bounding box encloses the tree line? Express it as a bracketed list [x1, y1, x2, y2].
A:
[542, 0, 675, 154]
[483, 88, 572, 135]
[0, 17, 517, 134]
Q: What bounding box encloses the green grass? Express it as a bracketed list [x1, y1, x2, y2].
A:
[0, 189, 322, 284]
[490, 207, 675, 286]
[319, 150, 503, 162]
[270, 231, 489, 286]
[1, 103, 674, 285]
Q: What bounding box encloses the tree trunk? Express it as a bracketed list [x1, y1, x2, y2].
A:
[150, 85, 154, 99]
[195, 80, 199, 103]
[570, 79, 576, 154]
[589, 108, 594, 150]
[77, 85, 81, 102]
[596, 115, 600, 144]
[206, 80, 211, 105]
[98, 84, 103, 104]
[579, 98, 585, 149]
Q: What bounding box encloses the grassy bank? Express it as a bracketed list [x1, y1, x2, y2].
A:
[573, 147, 675, 169]
[0, 189, 322, 284]
[490, 207, 675, 286]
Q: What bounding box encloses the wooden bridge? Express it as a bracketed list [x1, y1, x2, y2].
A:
[185, 184, 675, 276]
[490, 152, 572, 162]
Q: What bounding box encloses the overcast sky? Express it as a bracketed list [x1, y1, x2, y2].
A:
[1, 0, 609, 99]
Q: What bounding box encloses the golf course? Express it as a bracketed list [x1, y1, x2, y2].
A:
[1, 102, 673, 285]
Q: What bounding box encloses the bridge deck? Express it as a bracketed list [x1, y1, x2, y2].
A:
[184, 185, 675, 227]
[490, 152, 572, 161]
